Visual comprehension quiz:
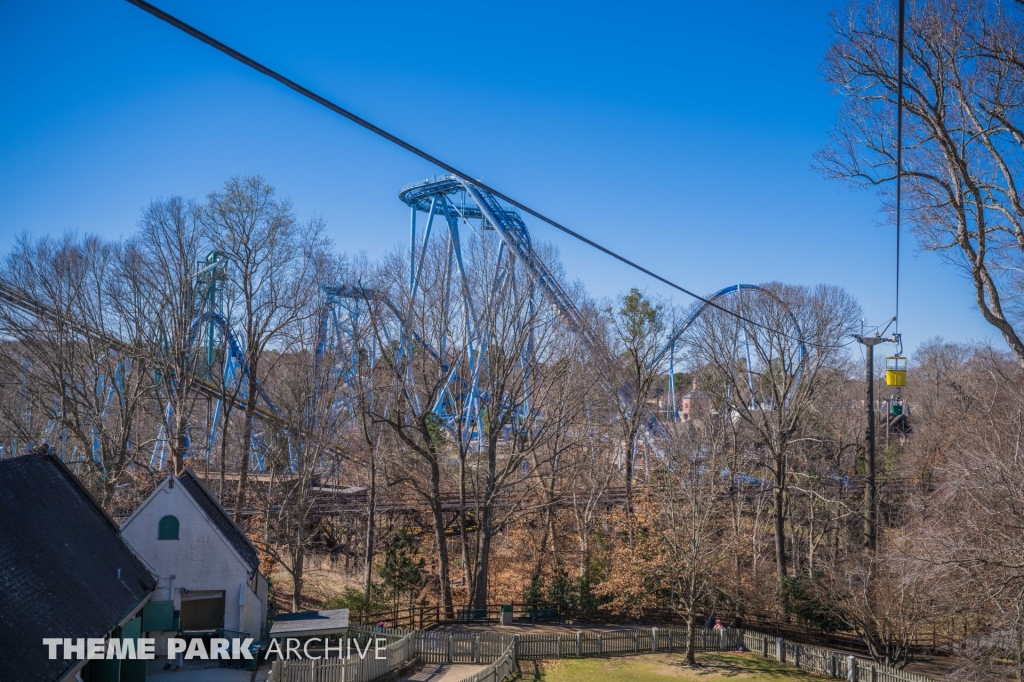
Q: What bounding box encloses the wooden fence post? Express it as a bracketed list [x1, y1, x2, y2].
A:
[847, 655, 856, 682]
[652, 627, 658, 652]
[762, 633, 769, 658]
[576, 631, 582, 657]
[513, 634, 520, 666]
[777, 637, 785, 663]
[474, 635, 480, 664]
[597, 633, 603, 656]
[633, 630, 638, 653]
[794, 644, 800, 669]
[447, 634, 453, 663]
[668, 628, 673, 652]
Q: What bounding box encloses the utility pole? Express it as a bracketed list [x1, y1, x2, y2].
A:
[855, 334, 894, 551]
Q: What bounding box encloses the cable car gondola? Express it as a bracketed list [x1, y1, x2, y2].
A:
[885, 354, 911, 434]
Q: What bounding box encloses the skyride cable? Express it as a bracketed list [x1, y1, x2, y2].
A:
[895, 0, 905, 338]
[124, 0, 850, 351]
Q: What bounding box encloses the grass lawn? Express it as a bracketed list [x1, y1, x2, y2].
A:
[521, 652, 824, 681]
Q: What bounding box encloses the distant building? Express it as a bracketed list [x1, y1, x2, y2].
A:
[680, 378, 710, 421]
[120, 468, 269, 652]
[0, 452, 157, 682]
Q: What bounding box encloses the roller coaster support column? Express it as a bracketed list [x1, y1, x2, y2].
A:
[855, 334, 895, 552]
[667, 341, 677, 421]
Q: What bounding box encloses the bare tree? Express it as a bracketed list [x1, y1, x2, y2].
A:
[259, 284, 346, 611]
[819, 0, 1024, 364]
[456, 240, 588, 610]
[202, 175, 325, 522]
[122, 197, 207, 475]
[818, 541, 938, 668]
[660, 417, 733, 665]
[353, 247, 466, 618]
[912, 341, 1024, 678]
[606, 288, 669, 544]
[688, 283, 860, 582]
[0, 233, 155, 505]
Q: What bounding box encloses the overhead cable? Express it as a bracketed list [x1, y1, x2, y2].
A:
[894, 0, 905, 335]
[124, 0, 850, 351]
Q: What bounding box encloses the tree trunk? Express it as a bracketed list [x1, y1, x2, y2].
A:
[235, 358, 257, 524]
[624, 426, 638, 547]
[218, 411, 229, 502]
[774, 456, 788, 580]
[459, 453, 474, 602]
[685, 607, 697, 665]
[471, 434, 504, 610]
[173, 424, 187, 476]
[471, 510, 493, 609]
[292, 548, 304, 612]
[428, 462, 454, 618]
[363, 450, 376, 610]
[236, 401, 253, 524]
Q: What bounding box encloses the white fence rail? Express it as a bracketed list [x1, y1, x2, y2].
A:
[451, 638, 517, 682]
[741, 629, 937, 682]
[267, 624, 937, 682]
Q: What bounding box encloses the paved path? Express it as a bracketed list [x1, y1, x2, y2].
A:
[396, 662, 487, 682]
[146, 659, 265, 681]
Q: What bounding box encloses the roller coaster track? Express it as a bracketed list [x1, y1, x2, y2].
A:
[0, 280, 357, 464]
[398, 175, 594, 343]
[323, 177, 813, 450]
[651, 284, 809, 416]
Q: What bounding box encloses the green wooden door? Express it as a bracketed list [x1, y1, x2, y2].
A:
[119, 615, 147, 682]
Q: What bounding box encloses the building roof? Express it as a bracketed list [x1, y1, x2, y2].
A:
[0, 453, 157, 682]
[270, 609, 350, 638]
[176, 468, 260, 574]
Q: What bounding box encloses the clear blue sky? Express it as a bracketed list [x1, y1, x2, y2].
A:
[0, 0, 996, 354]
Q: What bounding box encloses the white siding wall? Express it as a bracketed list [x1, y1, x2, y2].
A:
[121, 479, 265, 638]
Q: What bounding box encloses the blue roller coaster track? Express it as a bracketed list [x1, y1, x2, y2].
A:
[3, 178, 809, 477]
[654, 284, 808, 420]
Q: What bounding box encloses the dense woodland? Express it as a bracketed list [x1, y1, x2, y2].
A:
[5, 1, 1024, 680]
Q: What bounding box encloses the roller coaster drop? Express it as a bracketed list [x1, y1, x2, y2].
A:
[318, 176, 809, 443]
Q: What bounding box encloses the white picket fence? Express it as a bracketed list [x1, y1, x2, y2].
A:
[267, 624, 938, 682]
[744, 631, 938, 682]
[451, 638, 517, 682]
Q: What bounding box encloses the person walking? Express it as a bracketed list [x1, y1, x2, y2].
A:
[173, 628, 184, 672]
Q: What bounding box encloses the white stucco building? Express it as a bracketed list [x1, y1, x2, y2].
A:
[121, 468, 268, 649]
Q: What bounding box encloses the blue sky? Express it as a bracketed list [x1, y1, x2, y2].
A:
[0, 0, 997, 354]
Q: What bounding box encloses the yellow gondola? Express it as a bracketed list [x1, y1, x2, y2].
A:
[885, 356, 907, 387]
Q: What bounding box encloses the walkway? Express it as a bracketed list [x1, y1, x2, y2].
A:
[396, 662, 486, 682]
[146, 659, 268, 681]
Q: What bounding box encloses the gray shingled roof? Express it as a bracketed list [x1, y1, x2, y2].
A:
[177, 468, 260, 574]
[0, 454, 157, 682]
